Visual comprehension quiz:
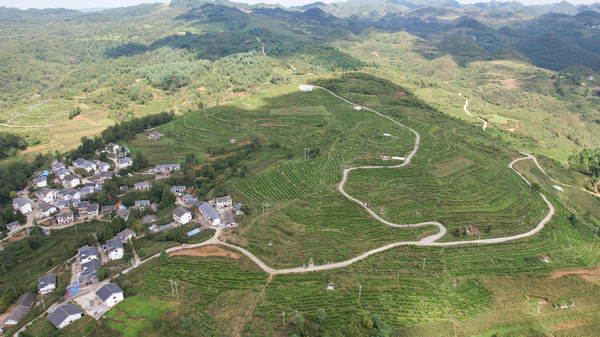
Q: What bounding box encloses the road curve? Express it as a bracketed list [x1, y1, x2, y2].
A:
[461, 96, 487, 131]
[120, 87, 554, 275]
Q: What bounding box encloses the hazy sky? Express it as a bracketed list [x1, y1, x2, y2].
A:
[1, 0, 599, 10]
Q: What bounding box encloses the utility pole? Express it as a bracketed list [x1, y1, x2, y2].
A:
[540, 210, 544, 220]
[304, 148, 310, 161]
[262, 203, 269, 218]
[26, 270, 30, 278]
[170, 280, 174, 297]
[521, 215, 524, 227]
[595, 227, 598, 237]
[282, 312, 285, 326]
[64, 260, 68, 270]
[359, 285, 362, 299]
[422, 258, 426, 270]
[41, 298, 46, 310]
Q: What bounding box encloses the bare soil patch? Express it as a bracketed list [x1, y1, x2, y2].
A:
[550, 319, 589, 331]
[550, 264, 600, 282]
[169, 246, 241, 259]
[22, 144, 48, 154]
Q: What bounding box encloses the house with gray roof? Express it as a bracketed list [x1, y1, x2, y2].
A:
[53, 200, 71, 211]
[12, 198, 32, 214]
[36, 188, 58, 203]
[47, 303, 83, 329]
[64, 175, 81, 188]
[4, 292, 36, 326]
[81, 259, 101, 272]
[56, 168, 71, 180]
[33, 176, 47, 188]
[51, 162, 66, 172]
[182, 194, 197, 207]
[79, 270, 98, 287]
[141, 214, 159, 224]
[149, 131, 165, 140]
[38, 202, 57, 218]
[197, 202, 221, 226]
[213, 195, 233, 209]
[101, 205, 116, 213]
[133, 181, 151, 191]
[105, 143, 130, 158]
[173, 207, 192, 225]
[38, 273, 57, 294]
[56, 212, 74, 225]
[106, 237, 124, 260]
[6, 221, 20, 230]
[116, 209, 130, 221]
[92, 171, 117, 183]
[154, 163, 180, 173]
[134, 200, 151, 210]
[73, 158, 96, 173]
[87, 204, 99, 216]
[98, 162, 111, 172]
[96, 283, 124, 308]
[78, 245, 98, 263]
[116, 228, 137, 241]
[170, 186, 186, 195]
[117, 157, 133, 170]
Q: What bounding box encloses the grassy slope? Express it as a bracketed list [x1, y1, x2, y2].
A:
[332, 30, 600, 163]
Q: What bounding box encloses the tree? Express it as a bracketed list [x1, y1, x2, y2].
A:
[182, 317, 194, 333]
[160, 248, 169, 265]
[97, 267, 107, 281]
[293, 313, 305, 326]
[317, 308, 326, 324]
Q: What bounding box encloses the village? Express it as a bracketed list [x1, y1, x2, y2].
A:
[0, 135, 244, 332]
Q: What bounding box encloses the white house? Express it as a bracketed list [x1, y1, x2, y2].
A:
[38, 273, 57, 294]
[56, 211, 74, 225]
[78, 245, 98, 263]
[3, 293, 35, 326]
[47, 304, 83, 329]
[133, 181, 151, 191]
[33, 176, 47, 188]
[96, 283, 124, 308]
[213, 195, 233, 209]
[116, 228, 137, 241]
[197, 202, 221, 226]
[56, 168, 71, 180]
[134, 200, 150, 210]
[51, 162, 66, 172]
[98, 162, 111, 172]
[170, 185, 186, 196]
[38, 202, 58, 218]
[154, 164, 180, 173]
[105, 143, 130, 158]
[106, 237, 124, 260]
[12, 198, 32, 214]
[6, 221, 20, 230]
[73, 158, 96, 173]
[172, 207, 192, 225]
[117, 157, 133, 170]
[36, 188, 58, 203]
[64, 175, 81, 188]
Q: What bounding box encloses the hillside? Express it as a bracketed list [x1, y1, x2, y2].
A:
[3, 1, 600, 336]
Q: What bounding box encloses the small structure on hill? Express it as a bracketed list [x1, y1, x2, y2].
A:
[47, 303, 83, 329]
[4, 293, 36, 326]
[38, 273, 57, 294]
[96, 283, 124, 308]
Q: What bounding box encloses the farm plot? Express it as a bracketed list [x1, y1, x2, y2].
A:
[132, 256, 268, 312]
[103, 295, 179, 337]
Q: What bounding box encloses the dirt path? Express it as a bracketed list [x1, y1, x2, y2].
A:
[169, 246, 240, 259]
[460, 94, 487, 131]
[232, 273, 273, 337]
[550, 264, 600, 282]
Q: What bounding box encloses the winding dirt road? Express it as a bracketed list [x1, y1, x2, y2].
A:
[461, 95, 487, 131]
